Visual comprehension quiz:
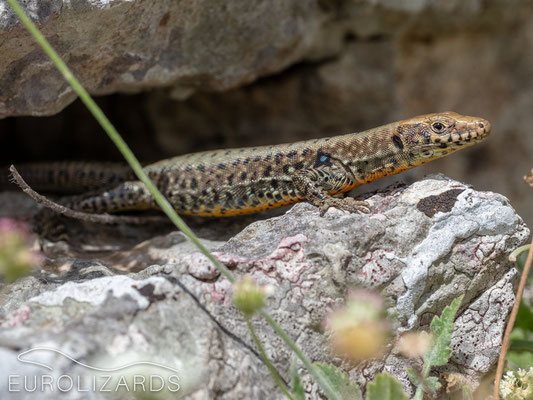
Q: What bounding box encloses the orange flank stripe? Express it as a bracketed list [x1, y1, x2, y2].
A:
[180, 161, 420, 217]
[354, 162, 420, 185]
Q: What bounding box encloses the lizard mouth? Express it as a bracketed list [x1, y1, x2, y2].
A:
[416, 118, 491, 159]
[439, 118, 491, 149]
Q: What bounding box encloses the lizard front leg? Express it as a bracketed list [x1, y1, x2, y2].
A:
[291, 166, 370, 216]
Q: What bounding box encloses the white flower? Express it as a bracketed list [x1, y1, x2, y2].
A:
[500, 367, 533, 400]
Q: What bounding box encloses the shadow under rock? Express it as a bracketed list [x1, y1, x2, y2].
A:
[32, 206, 288, 273]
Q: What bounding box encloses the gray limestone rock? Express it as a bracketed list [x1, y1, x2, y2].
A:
[0, 175, 528, 398]
[0, 0, 521, 118]
[0, 0, 325, 117]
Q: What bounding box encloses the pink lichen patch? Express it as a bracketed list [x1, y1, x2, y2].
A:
[214, 252, 249, 268]
[359, 249, 399, 287]
[185, 253, 221, 280]
[206, 277, 234, 306]
[372, 191, 401, 212]
[248, 234, 311, 283]
[186, 251, 250, 280]
[1, 305, 31, 329]
[192, 234, 312, 304]
[189, 234, 310, 283]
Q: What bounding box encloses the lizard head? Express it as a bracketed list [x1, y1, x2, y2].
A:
[396, 111, 491, 161]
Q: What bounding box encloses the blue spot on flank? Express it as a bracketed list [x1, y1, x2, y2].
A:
[314, 150, 332, 168]
[249, 194, 254, 199]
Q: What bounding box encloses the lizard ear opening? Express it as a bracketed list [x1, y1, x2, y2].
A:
[392, 135, 404, 151]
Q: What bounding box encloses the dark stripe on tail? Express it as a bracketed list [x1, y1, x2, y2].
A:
[74, 182, 156, 213]
[0, 162, 134, 193]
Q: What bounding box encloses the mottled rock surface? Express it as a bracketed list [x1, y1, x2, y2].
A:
[0, 0, 326, 117]
[0, 175, 528, 399]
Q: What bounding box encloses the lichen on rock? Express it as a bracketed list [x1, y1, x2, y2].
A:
[0, 175, 527, 398]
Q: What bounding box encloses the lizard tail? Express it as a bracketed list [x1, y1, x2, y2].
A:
[0, 162, 134, 194]
[73, 181, 156, 213]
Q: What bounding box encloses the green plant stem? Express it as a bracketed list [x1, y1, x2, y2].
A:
[509, 244, 531, 262]
[5, 0, 234, 284]
[246, 317, 294, 400]
[411, 353, 432, 400]
[413, 379, 424, 400]
[259, 310, 340, 400]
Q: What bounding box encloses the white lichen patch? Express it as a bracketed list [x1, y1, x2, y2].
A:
[28, 276, 171, 309]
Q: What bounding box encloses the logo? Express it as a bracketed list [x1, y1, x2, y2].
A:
[8, 347, 181, 395]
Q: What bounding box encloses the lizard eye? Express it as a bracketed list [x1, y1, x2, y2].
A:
[431, 122, 445, 132]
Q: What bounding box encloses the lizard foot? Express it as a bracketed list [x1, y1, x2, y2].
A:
[319, 197, 370, 216]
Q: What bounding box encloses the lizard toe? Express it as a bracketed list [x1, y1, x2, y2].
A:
[319, 198, 370, 216]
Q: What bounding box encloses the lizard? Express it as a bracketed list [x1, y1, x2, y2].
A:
[3, 112, 490, 218]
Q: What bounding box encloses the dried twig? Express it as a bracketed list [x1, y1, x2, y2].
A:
[9, 165, 168, 225]
[493, 221, 533, 398]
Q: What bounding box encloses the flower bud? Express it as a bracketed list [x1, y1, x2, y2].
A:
[326, 290, 391, 362]
[0, 218, 41, 283]
[232, 276, 272, 316]
[396, 331, 432, 359]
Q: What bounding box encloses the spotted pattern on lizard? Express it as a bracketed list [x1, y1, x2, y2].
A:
[10, 112, 491, 217]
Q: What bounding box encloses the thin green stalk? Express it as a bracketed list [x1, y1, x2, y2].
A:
[509, 244, 531, 262]
[5, 0, 234, 284]
[259, 309, 340, 400]
[413, 368, 426, 400]
[413, 385, 423, 400]
[246, 317, 294, 400]
[413, 344, 438, 400]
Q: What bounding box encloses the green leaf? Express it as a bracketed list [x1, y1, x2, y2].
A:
[509, 339, 533, 353]
[366, 373, 408, 400]
[406, 368, 421, 387]
[462, 384, 474, 400]
[407, 368, 440, 395]
[291, 360, 305, 400]
[425, 376, 441, 393]
[514, 302, 533, 332]
[507, 350, 533, 370]
[314, 363, 362, 400]
[424, 296, 463, 368]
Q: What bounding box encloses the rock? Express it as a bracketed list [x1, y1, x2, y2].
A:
[0, 0, 526, 118]
[0, 0, 325, 117]
[0, 175, 527, 398]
